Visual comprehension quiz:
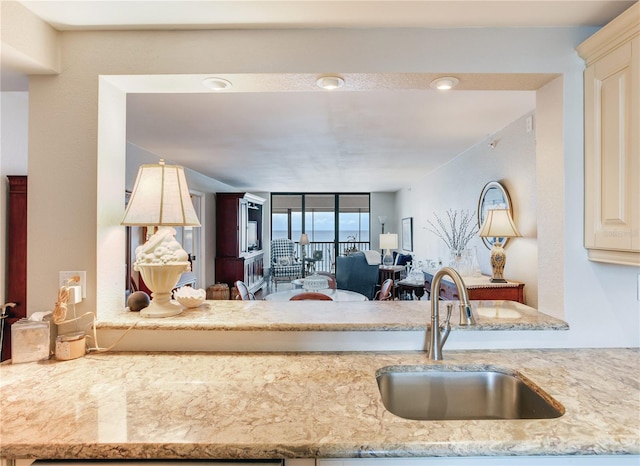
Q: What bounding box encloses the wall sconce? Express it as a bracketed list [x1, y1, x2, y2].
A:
[122, 159, 200, 317]
[379, 233, 398, 267]
[478, 209, 521, 283]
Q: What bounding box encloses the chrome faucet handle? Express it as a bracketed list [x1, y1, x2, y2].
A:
[428, 267, 471, 361]
[440, 303, 452, 347]
[444, 303, 453, 326]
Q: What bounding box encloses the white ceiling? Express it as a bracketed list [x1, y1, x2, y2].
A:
[125, 75, 541, 192]
[16, 1, 637, 30]
[6, 1, 637, 192]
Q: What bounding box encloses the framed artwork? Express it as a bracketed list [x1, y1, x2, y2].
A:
[402, 217, 413, 251]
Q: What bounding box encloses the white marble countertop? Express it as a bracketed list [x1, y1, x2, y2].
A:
[96, 299, 568, 332]
[1, 348, 637, 460]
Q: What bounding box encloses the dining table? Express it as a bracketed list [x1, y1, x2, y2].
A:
[263, 288, 368, 301]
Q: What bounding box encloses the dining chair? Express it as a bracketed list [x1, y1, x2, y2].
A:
[290, 292, 333, 301]
[234, 280, 255, 300]
[374, 278, 394, 301]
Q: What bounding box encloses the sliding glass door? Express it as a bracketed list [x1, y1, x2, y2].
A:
[271, 193, 370, 273]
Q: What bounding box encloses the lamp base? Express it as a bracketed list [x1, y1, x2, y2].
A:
[382, 250, 394, 267]
[135, 262, 190, 318]
[490, 241, 507, 283]
[140, 298, 182, 318]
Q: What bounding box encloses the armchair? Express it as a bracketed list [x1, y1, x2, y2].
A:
[270, 238, 303, 290]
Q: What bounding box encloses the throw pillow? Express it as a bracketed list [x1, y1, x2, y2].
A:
[277, 256, 291, 266]
[394, 252, 413, 266]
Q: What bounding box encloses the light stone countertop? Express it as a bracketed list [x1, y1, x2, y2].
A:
[96, 299, 568, 332]
[1, 348, 637, 460]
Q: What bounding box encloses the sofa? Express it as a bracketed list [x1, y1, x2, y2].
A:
[335, 251, 380, 300]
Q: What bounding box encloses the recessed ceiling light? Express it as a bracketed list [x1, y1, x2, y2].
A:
[202, 77, 232, 91]
[430, 76, 459, 90]
[316, 76, 345, 90]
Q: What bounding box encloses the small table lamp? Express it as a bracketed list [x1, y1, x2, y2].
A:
[380, 233, 398, 267]
[122, 159, 200, 317]
[478, 209, 521, 283]
[299, 233, 310, 277]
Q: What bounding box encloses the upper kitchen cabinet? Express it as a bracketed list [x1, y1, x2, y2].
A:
[577, 2, 639, 267]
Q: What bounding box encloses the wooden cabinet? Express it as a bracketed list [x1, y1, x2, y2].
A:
[215, 193, 265, 293]
[577, 3, 640, 266]
[215, 252, 264, 293]
[3, 176, 28, 361]
[424, 272, 525, 304]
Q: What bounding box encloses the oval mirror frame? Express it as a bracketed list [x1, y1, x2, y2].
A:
[477, 181, 514, 249]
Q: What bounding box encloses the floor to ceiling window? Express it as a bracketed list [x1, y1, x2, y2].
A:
[271, 193, 370, 272]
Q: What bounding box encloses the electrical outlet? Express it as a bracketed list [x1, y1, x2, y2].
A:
[59, 271, 87, 299]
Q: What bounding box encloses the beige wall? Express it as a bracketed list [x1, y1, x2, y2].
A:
[26, 27, 583, 316]
[7, 9, 638, 346]
[536, 77, 565, 316]
[394, 77, 566, 314]
[395, 110, 539, 307]
[0, 1, 60, 76]
[0, 92, 29, 306]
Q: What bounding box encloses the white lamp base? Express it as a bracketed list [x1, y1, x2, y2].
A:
[382, 249, 394, 267]
[136, 263, 189, 318]
[140, 299, 183, 318]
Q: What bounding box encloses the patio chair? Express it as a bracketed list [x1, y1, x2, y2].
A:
[305, 249, 323, 274]
[270, 238, 303, 290]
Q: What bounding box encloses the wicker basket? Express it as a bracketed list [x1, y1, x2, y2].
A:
[207, 283, 230, 300]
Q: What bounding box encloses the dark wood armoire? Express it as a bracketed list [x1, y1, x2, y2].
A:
[215, 193, 265, 294]
[3, 176, 28, 361]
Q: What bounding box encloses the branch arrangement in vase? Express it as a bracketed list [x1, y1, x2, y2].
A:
[426, 209, 479, 255]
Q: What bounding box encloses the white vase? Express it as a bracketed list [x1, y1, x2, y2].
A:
[470, 247, 482, 277]
[449, 249, 474, 276]
[448, 249, 463, 270]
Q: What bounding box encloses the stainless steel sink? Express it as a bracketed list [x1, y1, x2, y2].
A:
[376, 365, 564, 420]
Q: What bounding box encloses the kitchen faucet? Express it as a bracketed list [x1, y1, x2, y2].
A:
[428, 267, 475, 360]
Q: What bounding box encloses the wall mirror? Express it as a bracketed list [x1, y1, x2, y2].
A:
[477, 181, 514, 249]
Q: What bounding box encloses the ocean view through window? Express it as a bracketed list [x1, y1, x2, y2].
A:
[271, 193, 371, 270]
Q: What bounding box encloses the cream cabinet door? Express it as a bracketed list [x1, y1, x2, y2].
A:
[580, 4, 639, 266]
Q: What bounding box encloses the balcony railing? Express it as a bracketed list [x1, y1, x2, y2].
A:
[296, 240, 372, 273]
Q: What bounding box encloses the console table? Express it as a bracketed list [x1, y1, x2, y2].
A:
[379, 265, 406, 299]
[423, 272, 525, 304]
[396, 278, 427, 300]
[379, 265, 405, 282]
